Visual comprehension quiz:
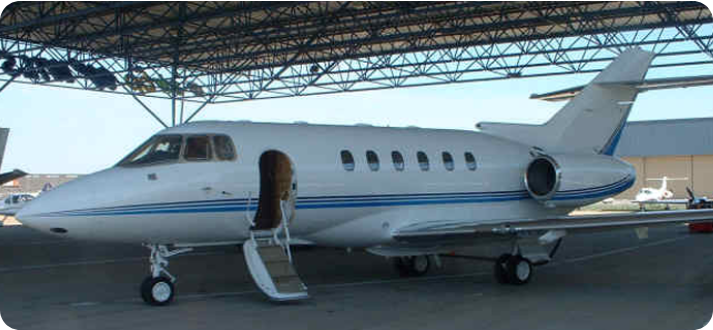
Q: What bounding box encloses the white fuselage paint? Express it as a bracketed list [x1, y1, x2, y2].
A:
[17, 121, 635, 248]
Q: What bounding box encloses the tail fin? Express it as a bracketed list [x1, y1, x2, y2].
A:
[0, 128, 7, 171]
[478, 48, 655, 155]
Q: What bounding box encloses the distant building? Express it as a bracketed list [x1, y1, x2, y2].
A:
[0, 173, 80, 197]
[615, 117, 713, 199]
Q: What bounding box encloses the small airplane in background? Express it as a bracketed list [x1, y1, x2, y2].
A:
[0, 193, 35, 217]
[0, 182, 55, 219]
[634, 177, 690, 209]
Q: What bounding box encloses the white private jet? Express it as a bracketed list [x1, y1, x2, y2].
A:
[635, 177, 689, 204]
[0, 193, 35, 217]
[16, 49, 713, 306]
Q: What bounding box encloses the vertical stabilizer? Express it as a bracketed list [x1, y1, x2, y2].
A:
[543, 49, 655, 154]
[478, 49, 655, 155]
[0, 128, 8, 171]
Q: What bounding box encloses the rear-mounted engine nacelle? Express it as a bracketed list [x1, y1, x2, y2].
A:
[524, 153, 635, 208]
[524, 155, 561, 202]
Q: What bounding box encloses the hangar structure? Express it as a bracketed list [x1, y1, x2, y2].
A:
[0, 1, 712, 127]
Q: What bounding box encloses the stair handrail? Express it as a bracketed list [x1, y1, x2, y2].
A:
[245, 191, 255, 228]
[279, 200, 293, 264]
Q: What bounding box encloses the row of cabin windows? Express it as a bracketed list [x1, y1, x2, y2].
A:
[340, 150, 477, 172]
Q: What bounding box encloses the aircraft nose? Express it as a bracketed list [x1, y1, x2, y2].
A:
[15, 194, 67, 234]
[15, 167, 132, 238]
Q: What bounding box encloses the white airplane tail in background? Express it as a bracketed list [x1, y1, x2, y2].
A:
[647, 176, 689, 191]
[478, 48, 656, 155]
[0, 128, 7, 171]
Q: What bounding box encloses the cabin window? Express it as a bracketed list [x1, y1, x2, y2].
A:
[184, 136, 212, 161]
[213, 135, 236, 161]
[465, 152, 477, 171]
[442, 152, 454, 171]
[340, 150, 355, 171]
[118, 134, 183, 167]
[417, 151, 429, 171]
[366, 150, 380, 171]
[391, 151, 405, 171]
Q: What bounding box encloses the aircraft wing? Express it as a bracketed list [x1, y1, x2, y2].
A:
[392, 209, 713, 244]
[0, 169, 27, 186]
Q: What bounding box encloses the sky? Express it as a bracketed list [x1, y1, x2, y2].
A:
[1, 57, 712, 175]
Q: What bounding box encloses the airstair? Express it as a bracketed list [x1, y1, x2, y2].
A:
[243, 199, 309, 301]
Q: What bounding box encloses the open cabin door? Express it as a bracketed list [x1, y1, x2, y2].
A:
[253, 150, 296, 230]
[243, 150, 307, 301]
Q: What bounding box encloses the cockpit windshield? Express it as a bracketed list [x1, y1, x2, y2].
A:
[117, 133, 236, 167]
[118, 135, 183, 167]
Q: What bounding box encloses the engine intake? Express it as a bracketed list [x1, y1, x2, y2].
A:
[524, 155, 560, 201]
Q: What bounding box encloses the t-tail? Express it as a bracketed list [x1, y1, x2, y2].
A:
[478, 48, 656, 155]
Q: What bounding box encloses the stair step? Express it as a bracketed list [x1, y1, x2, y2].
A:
[258, 246, 289, 261]
[265, 262, 297, 278]
[273, 276, 306, 293]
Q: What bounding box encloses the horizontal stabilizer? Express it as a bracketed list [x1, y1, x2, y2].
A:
[0, 169, 27, 186]
[530, 75, 713, 102]
[476, 122, 549, 149]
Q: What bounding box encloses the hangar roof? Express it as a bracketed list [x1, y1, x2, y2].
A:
[2, 2, 709, 71]
[616, 117, 713, 157]
[0, 2, 711, 126]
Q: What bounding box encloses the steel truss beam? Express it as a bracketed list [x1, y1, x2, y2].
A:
[0, 2, 711, 126]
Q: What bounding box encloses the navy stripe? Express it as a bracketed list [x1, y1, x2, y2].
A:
[52, 176, 630, 214]
[39, 176, 634, 217]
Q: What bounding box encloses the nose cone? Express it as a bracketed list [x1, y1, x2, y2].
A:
[15, 189, 65, 233]
[15, 168, 119, 235]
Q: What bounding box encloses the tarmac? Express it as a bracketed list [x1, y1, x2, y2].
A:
[0, 222, 711, 330]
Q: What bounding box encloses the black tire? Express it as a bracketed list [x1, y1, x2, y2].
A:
[494, 254, 511, 284]
[393, 256, 430, 277]
[505, 256, 532, 285]
[409, 255, 430, 277]
[140, 276, 175, 306]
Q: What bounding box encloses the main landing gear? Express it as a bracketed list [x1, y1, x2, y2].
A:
[140, 244, 193, 306]
[393, 255, 432, 277]
[491, 237, 562, 285]
[493, 254, 533, 285]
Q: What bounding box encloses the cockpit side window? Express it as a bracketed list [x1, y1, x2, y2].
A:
[118, 135, 182, 167]
[213, 135, 236, 161]
[184, 136, 212, 161]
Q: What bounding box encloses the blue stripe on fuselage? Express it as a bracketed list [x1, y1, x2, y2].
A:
[36, 176, 633, 217]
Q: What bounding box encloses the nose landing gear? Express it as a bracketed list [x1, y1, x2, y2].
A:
[140, 244, 193, 306]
